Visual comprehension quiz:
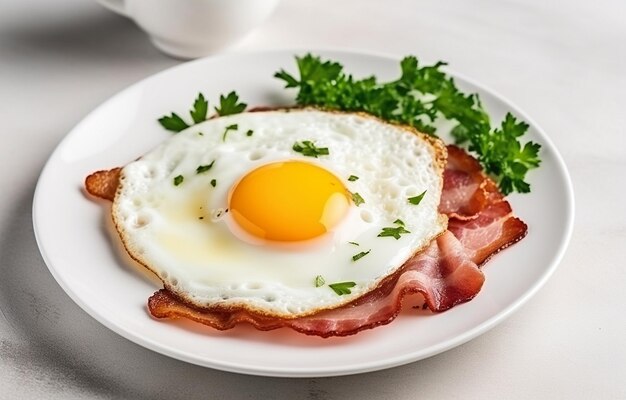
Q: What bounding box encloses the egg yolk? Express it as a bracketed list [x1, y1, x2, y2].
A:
[229, 161, 350, 242]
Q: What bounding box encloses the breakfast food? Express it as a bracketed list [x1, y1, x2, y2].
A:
[85, 52, 536, 338]
[146, 143, 527, 337]
[87, 120, 527, 337]
[93, 110, 448, 318]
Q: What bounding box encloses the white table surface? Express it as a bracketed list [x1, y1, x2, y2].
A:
[1, 0, 624, 398]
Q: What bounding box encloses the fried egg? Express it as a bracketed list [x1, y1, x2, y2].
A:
[112, 110, 447, 318]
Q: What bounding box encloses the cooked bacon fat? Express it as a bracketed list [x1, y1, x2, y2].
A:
[439, 145, 507, 220]
[449, 201, 527, 266]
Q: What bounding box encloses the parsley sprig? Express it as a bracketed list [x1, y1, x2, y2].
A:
[158, 113, 189, 132]
[215, 91, 247, 116]
[190, 93, 208, 123]
[158, 91, 247, 133]
[275, 54, 541, 194]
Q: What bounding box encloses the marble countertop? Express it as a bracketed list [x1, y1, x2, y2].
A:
[1, 0, 624, 398]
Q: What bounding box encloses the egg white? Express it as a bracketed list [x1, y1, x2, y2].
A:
[112, 110, 447, 318]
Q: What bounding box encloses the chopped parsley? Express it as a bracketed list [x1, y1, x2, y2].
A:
[348, 241, 359, 246]
[246, 129, 254, 137]
[210, 179, 217, 187]
[222, 123, 238, 141]
[408, 190, 427, 205]
[352, 250, 371, 262]
[314, 275, 325, 287]
[196, 160, 215, 174]
[351, 192, 365, 206]
[215, 91, 247, 116]
[378, 220, 410, 240]
[173, 175, 184, 186]
[274, 54, 541, 194]
[348, 175, 359, 182]
[328, 281, 356, 295]
[378, 226, 411, 240]
[292, 140, 329, 158]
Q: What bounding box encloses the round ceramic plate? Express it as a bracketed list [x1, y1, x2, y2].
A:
[33, 50, 574, 377]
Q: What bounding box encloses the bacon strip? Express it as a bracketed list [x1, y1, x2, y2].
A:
[441, 147, 527, 266]
[149, 231, 485, 337]
[449, 201, 527, 266]
[440, 145, 495, 220]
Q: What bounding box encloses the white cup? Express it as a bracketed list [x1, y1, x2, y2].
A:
[97, 0, 281, 59]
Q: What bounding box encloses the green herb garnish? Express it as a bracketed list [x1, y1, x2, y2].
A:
[159, 91, 246, 132]
[328, 281, 356, 295]
[246, 129, 254, 137]
[158, 113, 189, 132]
[210, 179, 217, 187]
[351, 192, 365, 206]
[190, 93, 208, 123]
[173, 175, 184, 186]
[196, 160, 215, 174]
[292, 140, 329, 157]
[314, 275, 325, 287]
[222, 124, 238, 141]
[378, 220, 411, 240]
[408, 190, 427, 205]
[159, 92, 207, 132]
[348, 175, 359, 182]
[348, 241, 359, 246]
[378, 226, 410, 239]
[275, 54, 541, 194]
[472, 114, 541, 194]
[352, 250, 371, 262]
[215, 91, 247, 116]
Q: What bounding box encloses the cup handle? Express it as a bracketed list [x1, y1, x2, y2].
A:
[97, 0, 129, 17]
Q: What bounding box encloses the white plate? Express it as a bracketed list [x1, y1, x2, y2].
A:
[33, 50, 574, 377]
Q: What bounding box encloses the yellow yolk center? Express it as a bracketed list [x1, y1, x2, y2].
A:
[229, 161, 350, 242]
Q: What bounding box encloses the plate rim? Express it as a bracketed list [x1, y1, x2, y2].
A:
[32, 48, 575, 377]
